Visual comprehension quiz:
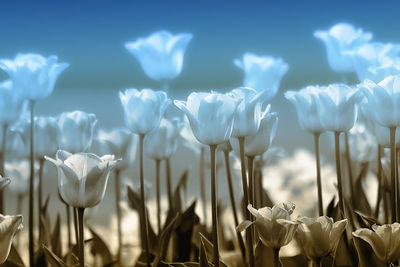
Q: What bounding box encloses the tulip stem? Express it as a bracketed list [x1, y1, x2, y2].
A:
[273, 248, 281, 267]
[77, 208, 85, 267]
[209, 144, 219, 267]
[223, 150, 247, 264]
[313, 133, 324, 216]
[200, 147, 207, 225]
[0, 123, 8, 214]
[73, 208, 79, 246]
[247, 156, 256, 243]
[65, 204, 72, 251]
[312, 258, 321, 267]
[16, 194, 23, 250]
[375, 145, 383, 220]
[334, 132, 345, 217]
[28, 100, 35, 267]
[114, 169, 122, 262]
[166, 158, 173, 211]
[139, 134, 151, 267]
[257, 156, 264, 207]
[155, 159, 161, 234]
[38, 158, 45, 243]
[238, 136, 255, 267]
[344, 132, 356, 208]
[390, 127, 397, 223]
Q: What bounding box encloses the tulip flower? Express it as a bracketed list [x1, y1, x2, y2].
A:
[234, 53, 289, 99]
[58, 111, 98, 153]
[125, 30, 193, 84]
[0, 80, 25, 125]
[353, 223, 400, 265]
[295, 216, 347, 264]
[347, 123, 377, 163]
[0, 214, 23, 264]
[0, 53, 68, 100]
[314, 22, 372, 72]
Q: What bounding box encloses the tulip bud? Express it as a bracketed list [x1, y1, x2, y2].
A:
[0, 214, 23, 264]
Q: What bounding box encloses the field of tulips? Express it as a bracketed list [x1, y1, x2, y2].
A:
[1, 20, 400, 267]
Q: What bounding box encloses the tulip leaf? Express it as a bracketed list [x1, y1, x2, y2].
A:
[42, 245, 68, 267]
[353, 162, 372, 214]
[236, 220, 252, 233]
[159, 214, 179, 260]
[354, 210, 379, 229]
[88, 226, 113, 266]
[2, 245, 25, 267]
[51, 213, 62, 258]
[198, 233, 228, 267]
[199, 237, 212, 267]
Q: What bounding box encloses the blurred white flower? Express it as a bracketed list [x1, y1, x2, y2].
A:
[347, 123, 377, 162]
[0, 176, 10, 190]
[180, 116, 206, 155]
[174, 91, 239, 145]
[144, 117, 182, 160]
[120, 89, 170, 135]
[315, 84, 363, 132]
[230, 112, 278, 157]
[58, 111, 97, 153]
[0, 80, 25, 125]
[234, 53, 289, 99]
[0, 214, 23, 264]
[285, 86, 325, 134]
[217, 141, 232, 153]
[45, 150, 120, 208]
[0, 53, 68, 100]
[5, 160, 38, 195]
[125, 30, 193, 81]
[314, 22, 372, 72]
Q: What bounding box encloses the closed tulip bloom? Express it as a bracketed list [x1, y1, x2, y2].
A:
[0, 53, 68, 100]
[0, 80, 25, 125]
[230, 112, 278, 157]
[234, 53, 289, 99]
[228, 87, 270, 137]
[237, 203, 298, 249]
[353, 223, 400, 264]
[361, 76, 400, 128]
[58, 111, 97, 153]
[315, 84, 363, 132]
[45, 150, 120, 208]
[144, 117, 182, 160]
[314, 22, 372, 72]
[295, 216, 347, 261]
[120, 89, 171, 135]
[0, 176, 10, 190]
[285, 86, 325, 134]
[174, 91, 239, 145]
[0, 214, 23, 264]
[125, 30, 193, 81]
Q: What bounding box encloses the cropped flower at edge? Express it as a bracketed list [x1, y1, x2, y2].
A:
[125, 30, 193, 81]
[45, 150, 120, 208]
[0, 214, 23, 264]
[0, 176, 10, 190]
[0, 53, 69, 100]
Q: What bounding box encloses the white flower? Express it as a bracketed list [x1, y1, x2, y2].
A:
[234, 53, 289, 99]
[0, 53, 68, 100]
[0, 176, 10, 190]
[0, 214, 23, 264]
[347, 123, 377, 162]
[180, 116, 206, 155]
[125, 30, 193, 81]
[0, 80, 25, 125]
[120, 89, 171, 135]
[45, 150, 120, 208]
[314, 22, 372, 72]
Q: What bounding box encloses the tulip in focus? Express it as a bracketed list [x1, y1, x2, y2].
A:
[125, 30, 193, 82]
[314, 22, 372, 72]
[45, 150, 120, 208]
[0, 53, 68, 100]
[58, 111, 98, 153]
[0, 214, 23, 264]
[234, 53, 289, 99]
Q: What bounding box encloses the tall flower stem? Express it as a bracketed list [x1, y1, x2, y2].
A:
[65, 204, 72, 250]
[77, 208, 85, 267]
[273, 248, 281, 267]
[257, 156, 264, 208]
[139, 134, 151, 267]
[375, 145, 383, 219]
[312, 258, 322, 267]
[390, 127, 397, 223]
[223, 150, 246, 263]
[238, 136, 255, 267]
[209, 144, 219, 267]
[28, 100, 35, 267]
[16, 194, 23, 249]
[200, 147, 207, 225]
[38, 158, 45, 242]
[344, 132, 356, 207]
[0, 123, 8, 214]
[114, 169, 122, 262]
[334, 132, 345, 217]
[313, 133, 324, 216]
[247, 156, 255, 208]
[155, 159, 161, 234]
[166, 158, 173, 211]
[73, 208, 79, 246]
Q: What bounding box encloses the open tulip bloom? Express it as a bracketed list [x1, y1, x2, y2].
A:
[0, 214, 23, 264]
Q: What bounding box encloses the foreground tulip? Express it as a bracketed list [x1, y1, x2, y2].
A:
[0, 214, 23, 264]
[296, 216, 347, 264]
[125, 30, 193, 86]
[175, 91, 239, 267]
[314, 22, 372, 72]
[353, 223, 400, 265]
[234, 53, 289, 99]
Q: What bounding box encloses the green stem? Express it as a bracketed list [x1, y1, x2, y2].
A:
[200, 147, 207, 225]
[238, 137, 255, 267]
[38, 158, 45, 243]
[78, 208, 85, 267]
[0, 123, 8, 214]
[344, 132, 356, 208]
[114, 169, 122, 262]
[273, 248, 281, 267]
[28, 100, 35, 267]
[166, 158, 173, 211]
[314, 133, 324, 216]
[139, 134, 151, 267]
[209, 145, 219, 267]
[334, 132, 345, 217]
[390, 127, 397, 223]
[223, 150, 246, 264]
[155, 159, 161, 234]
